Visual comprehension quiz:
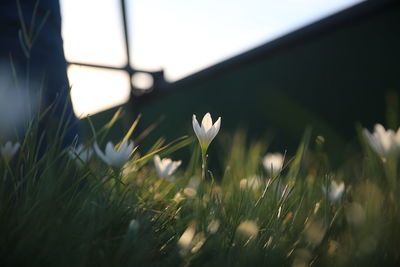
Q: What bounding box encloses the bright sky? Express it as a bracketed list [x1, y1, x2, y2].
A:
[60, 0, 363, 117]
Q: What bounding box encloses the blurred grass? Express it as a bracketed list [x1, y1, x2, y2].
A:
[0, 108, 400, 267]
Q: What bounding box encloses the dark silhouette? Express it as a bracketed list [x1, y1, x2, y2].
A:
[0, 0, 79, 144]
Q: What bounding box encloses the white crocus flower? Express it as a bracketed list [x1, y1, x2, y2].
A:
[322, 180, 345, 202]
[262, 153, 284, 174]
[153, 154, 182, 180]
[240, 176, 262, 190]
[94, 141, 134, 168]
[192, 113, 221, 153]
[69, 144, 93, 165]
[236, 220, 259, 240]
[363, 124, 400, 159]
[1, 141, 20, 161]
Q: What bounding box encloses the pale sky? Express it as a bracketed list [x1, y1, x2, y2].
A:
[60, 0, 363, 117]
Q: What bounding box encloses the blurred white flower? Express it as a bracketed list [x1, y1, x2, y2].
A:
[1, 141, 20, 161]
[236, 220, 259, 240]
[94, 141, 134, 168]
[192, 112, 221, 153]
[322, 180, 345, 202]
[262, 153, 284, 174]
[128, 219, 140, 233]
[69, 144, 93, 165]
[153, 154, 182, 180]
[305, 219, 326, 245]
[178, 223, 196, 250]
[183, 176, 201, 198]
[363, 124, 400, 159]
[207, 219, 220, 234]
[240, 176, 262, 190]
[173, 192, 185, 203]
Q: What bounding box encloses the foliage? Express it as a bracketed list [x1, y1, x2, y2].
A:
[1, 108, 400, 267]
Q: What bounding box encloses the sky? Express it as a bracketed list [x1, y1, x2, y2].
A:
[60, 0, 363, 117]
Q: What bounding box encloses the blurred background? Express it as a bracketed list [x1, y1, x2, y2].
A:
[62, 0, 400, 158]
[2, 0, 400, 160]
[61, 0, 364, 117]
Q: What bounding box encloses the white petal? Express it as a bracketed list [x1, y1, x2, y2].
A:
[192, 115, 202, 138]
[201, 113, 213, 132]
[154, 155, 163, 177]
[167, 160, 182, 176]
[193, 114, 207, 147]
[209, 117, 221, 142]
[126, 141, 134, 154]
[329, 181, 345, 201]
[374, 124, 386, 136]
[120, 141, 134, 159]
[163, 158, 172, 166]
[364, 129, 383, 155]
[262, 153, 284, 173]
[106, 142, 120, 165]
[94, 142, 109, 165]
[105, 142, 115, 156]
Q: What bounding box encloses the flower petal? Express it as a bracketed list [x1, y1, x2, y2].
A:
[167, 160, 182, 176]
[154, 155, 163, 177]
[94, 142, 109, 165]
[192, 115, 202, 138]
[209, 117, 221, 142]
[193, 114, 207, 147]
[201, 113, 213, 132]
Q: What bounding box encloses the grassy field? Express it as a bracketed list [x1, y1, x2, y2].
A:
[0, 108, 399, 267]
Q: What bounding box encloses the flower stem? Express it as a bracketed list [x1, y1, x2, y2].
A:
[201, 151, 208, 180]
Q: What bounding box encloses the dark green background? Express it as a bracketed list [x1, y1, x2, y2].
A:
[84, 1, 400, 163]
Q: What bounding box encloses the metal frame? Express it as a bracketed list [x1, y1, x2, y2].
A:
[67, 0, 397, 112]
[67, 0, 167, 98]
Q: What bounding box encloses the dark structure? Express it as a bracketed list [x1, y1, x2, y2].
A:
[0, 0, 78, 144]
[77, 0, 400, 158]
[124, 0, 400, 156]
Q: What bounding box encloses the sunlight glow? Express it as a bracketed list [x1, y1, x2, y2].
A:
[61, 0, 363, 116]
[60, 0, 126, 67]
[68, 65, 130, 118]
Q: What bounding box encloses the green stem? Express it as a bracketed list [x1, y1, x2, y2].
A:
[201, 151, 208, 180]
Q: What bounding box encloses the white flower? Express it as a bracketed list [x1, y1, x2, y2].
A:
[262, 153, 284, 174]
[192, 113, 221, 152]
[1, 141, 20, 161]
[236, 220, 259, 240]
[178, 224, 196, 250]
[69, 144, 93, 164]
[94, 141, 134, 168]
[183, 176, 201, 198]
[207, 219, 220, 234]
[153, 154, 182, 180]
[363, 124, 400, 159]
[322, 180, 345, 202]
[240, 176, 262, 190]
[128, 219, 140, 233]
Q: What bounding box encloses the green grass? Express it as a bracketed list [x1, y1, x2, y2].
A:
[0, 109, 399, 267]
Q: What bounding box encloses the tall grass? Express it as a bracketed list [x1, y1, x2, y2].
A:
[0, 106, 399, 267]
